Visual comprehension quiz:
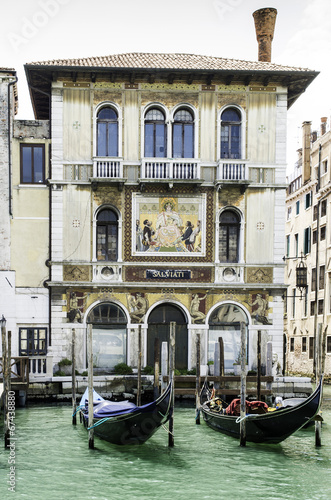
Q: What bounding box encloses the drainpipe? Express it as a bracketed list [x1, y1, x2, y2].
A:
[8, 75, 18, 217]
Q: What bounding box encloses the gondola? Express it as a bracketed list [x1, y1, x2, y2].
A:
[78, 382, 173, 445]
[200, 377, 323, 444]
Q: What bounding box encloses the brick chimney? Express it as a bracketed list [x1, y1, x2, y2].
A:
[320, 117, 327, 136]
[253, 8, 277, 62]
[302, 121, 311, 184]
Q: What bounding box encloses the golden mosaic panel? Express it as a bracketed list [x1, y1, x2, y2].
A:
[140, 83, 200, 91]
[93, 83, 123, 89]
[246, 267, 273, 283]
[63, 265, 91, 282]
[93, 187, 124, 209]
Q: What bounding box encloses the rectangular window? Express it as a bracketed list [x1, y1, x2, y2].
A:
[319, 265, 325, 290]
[320, 226, 326, 241]
[309, 337, 314, 359]
[294, 233, 299, 257]
[20, 144, 45, 184]
[305, 191, 312, 209]
[310, 301, 315, 316]
[290, 338, 295, 352]
[304, 286, 308, 317]
[318, 299, 324, 315]
[322, 159, 328, 175]
[292, 289, 296, 318]
[327, 336, 331, 354]
[19, 328, 47, 355]
[313, 229, 317, 245]
[296, 200, 300, 215]
[304, 227, 311, 254]
[302, 337, 307, 352]
[321, 200, 327, 217]
[311, 268, 316, 292]
[287, 206, 292, 220]
[313, 205, 318, 221]
[286, 235, 290, 257]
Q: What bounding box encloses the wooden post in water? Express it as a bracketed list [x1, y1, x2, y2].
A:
[72, 328, 77, 425]
[168, 321, 175, 447]
[240, 322, 247, 447]
[1, 317, 10, 448]
[195, 334, 201, 425]
[315, 323, 322, 447]
[161, 341, 168, 394]
[219, 337, 224, 377]
[137, 325, 142, 406]
[87, 323, 94, 449]
[153, 337, 160, 400]
[266, 341, 273, 396]
[257, 330, 261, 401]
[214, 340, 220, 392]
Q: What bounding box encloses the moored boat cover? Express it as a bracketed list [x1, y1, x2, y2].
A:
[93, 400, 137, 418]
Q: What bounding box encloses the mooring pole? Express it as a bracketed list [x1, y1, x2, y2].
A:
[168, 321, 175, 447]
[240, 322, 247, 447]
[161, 341, 168, 394]
[257, 330, 261, 401]
[137, 324, 142, 406]
[195, 334, 201, 425]
[315, 323, 322, 447]
[1, 317, 10, 449]
[153, 337, 160, 400]
[72, 328, 77, 425]
[87, 323, 94, 449]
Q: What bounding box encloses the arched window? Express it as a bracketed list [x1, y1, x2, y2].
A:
[97, 209, 118, 261]
[87, 303, 127, 373]
[97, 107, 118, 157]
[219, 210, 240, 263]
[144, 108, 166, 157]
[221, 107, 241, 159]
[172, 108, 194, 158]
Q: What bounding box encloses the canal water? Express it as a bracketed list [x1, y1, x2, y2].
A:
[1, 391, 331, 500]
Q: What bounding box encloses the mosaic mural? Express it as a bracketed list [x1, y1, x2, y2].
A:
[132, 193, 206, 256]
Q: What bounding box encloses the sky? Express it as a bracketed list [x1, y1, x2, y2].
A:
[1, 0, 330, 171]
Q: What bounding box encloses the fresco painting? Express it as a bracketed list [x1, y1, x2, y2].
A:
[134, 194, 205, 255]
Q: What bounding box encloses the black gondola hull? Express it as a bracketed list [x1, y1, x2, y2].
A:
[80, 383, 172, 445]
[201, 378, 322, 444]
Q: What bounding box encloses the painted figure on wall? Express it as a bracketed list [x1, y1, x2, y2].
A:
[67, 291, 89, 323]
[127, 292, 149, 323]
[190, 293, 207, 323]
[248, 293, 271, 325]
[133, 194, 205, 255]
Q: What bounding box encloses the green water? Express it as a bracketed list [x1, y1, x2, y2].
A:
[1, 397, 331, 500]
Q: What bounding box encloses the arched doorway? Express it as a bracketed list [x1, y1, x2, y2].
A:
[147, 304, 188, 370]
[208, 303, 248, 371]
[86, 302, 127, 373]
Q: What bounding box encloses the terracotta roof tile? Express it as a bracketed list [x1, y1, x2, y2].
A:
[26, 52, 313, 73]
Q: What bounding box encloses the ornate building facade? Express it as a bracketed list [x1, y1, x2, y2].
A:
[0, 9, 319, 380]
[285, 119, 331, 375]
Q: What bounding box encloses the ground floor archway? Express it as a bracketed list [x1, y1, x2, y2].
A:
[147, 304, 188, 370]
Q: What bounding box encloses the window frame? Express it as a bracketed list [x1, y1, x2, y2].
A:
[96, 106, 119, 157]
[172, 107, 195, 159]
[218, 208, 241, 263]
[220, 106, 242, 160]
[20, 143, 46, 184]
[19, 327, 47, 356]
[96, 208, 119, 262]
[144, 107, 167, 158]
